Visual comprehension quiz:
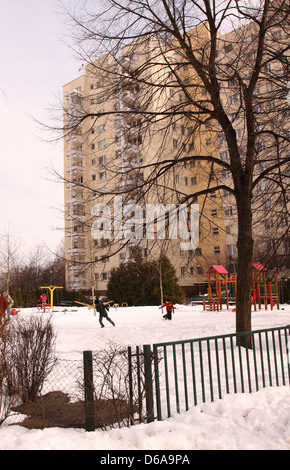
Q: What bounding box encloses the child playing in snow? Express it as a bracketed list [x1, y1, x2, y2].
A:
[159, 300, 176, 320]
[96, 300, 115, 328]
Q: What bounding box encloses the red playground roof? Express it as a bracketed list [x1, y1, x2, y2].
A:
[207, 265, 228, 274]
[252, 262, 266, 271]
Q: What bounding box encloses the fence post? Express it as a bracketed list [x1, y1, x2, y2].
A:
[143, 344, 154, 423]
[83, 350, 95, 432]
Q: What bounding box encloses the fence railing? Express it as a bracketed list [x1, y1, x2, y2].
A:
[140, 325, 290, 422]
[4, 325, 289, 431]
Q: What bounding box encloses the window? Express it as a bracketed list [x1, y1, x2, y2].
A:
[197, 267, 203, 275]
[102, 273, 109, 281]
[254, 104, 262, 114]
[260, 180, 269, 191]
[225, 44, 233, 54]
[99, 155, 106, 165]
[191, 177, 197, 185]
[173, 139, 178, 148]
[272, 30, 282, 41]
[195, 248, 202, 257]
[269, 100, 275, 110]
[225, 225, 232, 234]
[224, 207, 233, 216]
[98, 139, 106, 149]
[218, 133, 226, 144]
[214, 246, 220, 254]
[97, 94, 105, 103]
[281, 217, 288, 227]
[181, 267, 186, 276]
[212, 227, 219, 235]
[230, 94, 238, 105]
[265, 220, 273, 229]
[98, 124, 105, 133]
[220, 151, 228, 161]
[99, 171, 107, 181]
[211, 209, 218, 217]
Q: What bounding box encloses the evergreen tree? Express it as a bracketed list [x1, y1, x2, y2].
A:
[107, 254, 183, 306]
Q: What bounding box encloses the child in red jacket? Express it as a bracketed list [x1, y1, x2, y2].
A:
[160, 300, 176, 320]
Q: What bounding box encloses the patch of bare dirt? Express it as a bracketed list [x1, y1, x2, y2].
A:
[12, 391, 135, 429]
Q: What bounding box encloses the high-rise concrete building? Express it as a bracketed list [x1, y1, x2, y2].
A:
[63, 19, 289, 299]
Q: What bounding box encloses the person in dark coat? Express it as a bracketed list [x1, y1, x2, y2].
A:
[96, 300, 115, 328]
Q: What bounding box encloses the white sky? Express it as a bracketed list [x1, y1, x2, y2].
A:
[0, 0, 82, 258]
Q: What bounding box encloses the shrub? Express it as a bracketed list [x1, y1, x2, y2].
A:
[8, 316, 57, 403]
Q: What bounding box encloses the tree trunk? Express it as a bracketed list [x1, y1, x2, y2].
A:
[235, 193, 254, 347]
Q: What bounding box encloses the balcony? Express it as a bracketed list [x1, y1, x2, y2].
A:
[67, 133, 84, 147]
[67, 246, 86, 256]
[66, 164, 85, 178]
[66, 149, 84, 163]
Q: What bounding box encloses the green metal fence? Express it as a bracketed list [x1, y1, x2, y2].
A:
[139, 325, 290, 422]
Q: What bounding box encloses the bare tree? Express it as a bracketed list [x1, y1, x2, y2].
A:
[58, 0, 289, 342]
[0, 228, 23, 292]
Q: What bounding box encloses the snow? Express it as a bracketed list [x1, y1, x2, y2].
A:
[0, 303, 289, 450]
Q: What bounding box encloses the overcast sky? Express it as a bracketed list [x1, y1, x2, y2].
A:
[0, 0, 82, 258]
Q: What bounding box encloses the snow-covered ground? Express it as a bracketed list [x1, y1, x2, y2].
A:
[0, 302, 289, 450]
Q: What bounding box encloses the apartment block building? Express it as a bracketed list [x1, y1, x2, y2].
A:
[63, 19, 289, 298]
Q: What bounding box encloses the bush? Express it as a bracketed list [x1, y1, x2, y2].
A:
[8, 316, 57, 403]
[0, 318, 19, 425]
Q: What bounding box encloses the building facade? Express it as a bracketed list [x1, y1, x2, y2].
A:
[63, 19, 289, 299]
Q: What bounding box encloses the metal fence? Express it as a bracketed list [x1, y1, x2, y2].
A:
[142, 325, 290, 422]
[4, 325, 289, 431]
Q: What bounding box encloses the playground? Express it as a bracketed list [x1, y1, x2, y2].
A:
[2, 293, 289, 449]
[202, 263, 279, 312]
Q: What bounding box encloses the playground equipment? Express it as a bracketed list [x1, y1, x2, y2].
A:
[203, 265, 237, 311]
[40, 286, 63, 310]
[203, 262, 279, 312]
[251, 263, 279, 310]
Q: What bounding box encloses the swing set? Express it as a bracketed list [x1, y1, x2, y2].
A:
[203, 263, 279, 311]
[39, 286, 63, 311]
